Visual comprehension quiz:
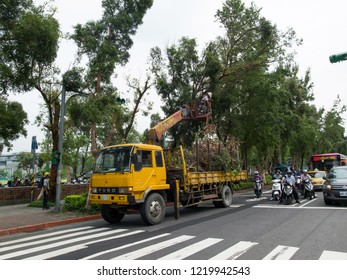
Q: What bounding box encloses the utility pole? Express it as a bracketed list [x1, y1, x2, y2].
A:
[54, 84, 66, 211]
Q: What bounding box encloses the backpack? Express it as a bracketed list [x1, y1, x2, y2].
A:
[37, 176, 45, 189]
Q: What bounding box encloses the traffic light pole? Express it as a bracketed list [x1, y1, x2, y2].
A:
[55, 84, 66, 211]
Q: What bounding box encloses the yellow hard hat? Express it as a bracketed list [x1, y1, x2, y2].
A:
[44, 172, 50, 177]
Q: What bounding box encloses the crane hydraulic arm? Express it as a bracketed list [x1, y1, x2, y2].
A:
[147, 95, 212, 145]
[148, 106, 190, 145]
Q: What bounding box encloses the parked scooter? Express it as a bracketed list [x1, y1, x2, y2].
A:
[303, 178, 314, 200]
[282, 182, 294, 205]
[254, 179, 262, 198]
[271, 179, 282, 201]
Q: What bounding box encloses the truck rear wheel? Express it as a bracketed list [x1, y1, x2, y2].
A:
[101, 205, 125, 224]
[140, 192, 165, 225]
[213, 185, 233, 208]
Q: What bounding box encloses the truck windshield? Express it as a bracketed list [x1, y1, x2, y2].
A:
[94, 146, 133, 173]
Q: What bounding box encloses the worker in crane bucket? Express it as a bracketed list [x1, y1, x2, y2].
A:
[198, 91, 212, 115]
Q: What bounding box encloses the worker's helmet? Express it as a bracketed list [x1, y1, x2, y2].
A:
[44, 172, 50, 177]
[254, 171, 259, 175]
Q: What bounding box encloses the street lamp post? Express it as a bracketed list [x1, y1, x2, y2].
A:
[55, 84, 66, 211]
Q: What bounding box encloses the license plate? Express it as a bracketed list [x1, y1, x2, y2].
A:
[340, 191, 347, 197]
[101, 195, 109, 200]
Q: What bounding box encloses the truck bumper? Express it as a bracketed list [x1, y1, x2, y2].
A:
[90, 194, 136, 205]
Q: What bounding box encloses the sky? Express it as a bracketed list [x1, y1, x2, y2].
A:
[6, 0, 347, 154]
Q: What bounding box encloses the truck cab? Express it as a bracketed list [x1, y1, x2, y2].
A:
[89, 143, 170, 225]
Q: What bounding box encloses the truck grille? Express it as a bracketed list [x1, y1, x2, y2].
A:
[95, 187, 120, 194]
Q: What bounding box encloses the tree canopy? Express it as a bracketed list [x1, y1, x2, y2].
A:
[0, 0, 346, 179]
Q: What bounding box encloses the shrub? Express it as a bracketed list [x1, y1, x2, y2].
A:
[63, 194, 87, 211]
[28, 200, 54, 208]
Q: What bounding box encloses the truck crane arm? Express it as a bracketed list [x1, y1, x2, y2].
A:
[148, 106, 190, 145]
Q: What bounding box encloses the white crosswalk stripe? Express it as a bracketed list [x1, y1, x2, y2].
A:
[1, 226, 347, 260]
[82, 233, 171, 260]
[159, 238, 222, 260]
[111, 235, 195, 260]
[0, 228, 127, 259]
[319, 250, 347, 260]
[210, 241, 258, 260]
[0, 226, 94, 247]
[24, 230, 145, 260]
[263, 245, 299, 260]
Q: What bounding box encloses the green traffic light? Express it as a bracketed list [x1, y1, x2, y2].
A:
[329, 52, 347, 63]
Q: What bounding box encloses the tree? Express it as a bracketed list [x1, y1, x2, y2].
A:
[0, 98, 28, 152]
[69, 0, 154, 157]
[17, 151, 34, 175]
[149, 0, 302, 171]
[1, 0, 61, 200]
[316, 96, 346, 153]
[150, 37, 216, 146]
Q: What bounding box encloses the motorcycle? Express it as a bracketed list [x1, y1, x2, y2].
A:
[271, 179, 282, 201]
[303, 178, 314, 200]
[254, 179, 262, 198]
[282, 182, 294, 205]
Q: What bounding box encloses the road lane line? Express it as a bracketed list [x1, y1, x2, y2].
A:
[253, 205, 347, 210]
[263, 245, 299, 260]
[299, 197, 317, 207]
[210, 241, 258, 260]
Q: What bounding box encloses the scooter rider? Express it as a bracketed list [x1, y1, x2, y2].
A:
[272, 170, 282, 180]
[279, 170, 300, 204]
[252, 171, 263, 183]
[301, 169, 316, 198]
[252, 171, 263, 198]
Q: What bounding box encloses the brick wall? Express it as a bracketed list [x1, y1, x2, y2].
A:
[0, 184, 89, 206]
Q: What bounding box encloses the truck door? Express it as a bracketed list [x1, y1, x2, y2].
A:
[133, 149, 156, 191]
[154, 150, 167, 186]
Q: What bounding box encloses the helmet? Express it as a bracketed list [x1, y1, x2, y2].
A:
[287, 170, 292, 174]
[254, 171, 259, 175]
[44, 172, 50, 177]
[303, 169, 308, 173]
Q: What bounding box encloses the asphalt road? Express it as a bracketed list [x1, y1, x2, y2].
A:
[1, 188, 347, 260]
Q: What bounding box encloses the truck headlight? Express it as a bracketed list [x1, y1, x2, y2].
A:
[118, 187, 133, 194]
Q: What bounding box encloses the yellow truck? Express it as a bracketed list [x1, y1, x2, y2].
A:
[89, 98, 247, 225]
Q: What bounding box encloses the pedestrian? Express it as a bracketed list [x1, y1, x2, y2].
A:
[36, 172, 45, 200]
[42, 172, 50, 210]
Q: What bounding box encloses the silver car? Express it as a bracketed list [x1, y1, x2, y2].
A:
[323, 166, 347, 205]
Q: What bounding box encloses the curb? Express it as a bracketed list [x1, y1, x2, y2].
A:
[0, 214, 101, 237]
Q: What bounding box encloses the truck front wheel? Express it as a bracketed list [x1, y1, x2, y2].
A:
[140, 192, 166, 225]
[213, 185, 233, 208]
[101, 205, 125, 224]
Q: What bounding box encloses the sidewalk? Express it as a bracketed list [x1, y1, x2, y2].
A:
[0, 203, 101, 236]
